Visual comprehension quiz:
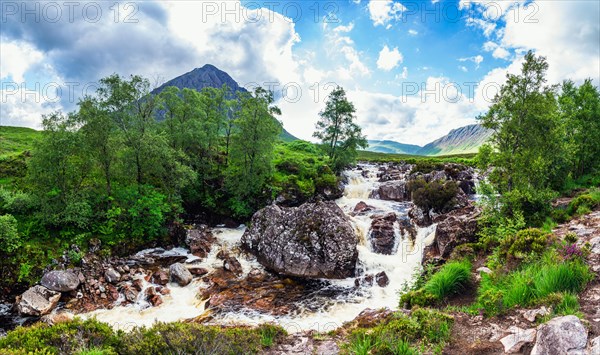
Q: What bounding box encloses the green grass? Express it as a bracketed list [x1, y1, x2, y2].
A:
[424, 260, 472, 301]
[0, 126, 40, 158]
[476, 255, 593, 316]
[343, 309, 453, 355]
[357, 150, 476, 163]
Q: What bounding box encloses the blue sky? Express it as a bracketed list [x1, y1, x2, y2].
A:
[1, 0, 599, 144]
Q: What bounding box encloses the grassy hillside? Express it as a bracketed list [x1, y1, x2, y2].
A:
[366, 140, 422, 155]
[416, 124, 492, 156]
[0, 126, 40, 158]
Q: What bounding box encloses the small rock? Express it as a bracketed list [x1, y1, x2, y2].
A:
[375, 271, 389, 287]
[523, 307, 550, 322]
[531, 315, 588, 355]
[104, 268, 121, 284]
[188, 266, 210, 276]
[152, 270, 169, 285]
[499, 326, 536, 353]
[169, 263, 193, 286]
[476, 267, 492, 275]
[132, 278, 144, 291]
[223, 256, 243, 277]
[122, 284, 139, 302]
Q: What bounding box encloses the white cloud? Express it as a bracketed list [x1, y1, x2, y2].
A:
[482, 41, 510, 59]
[408, 29, 418, 36]
[0, 40, 44, 82]
[334, 23, 354, 33]
[459, 55, 484, 69]
[377, 46, 403, 71]
[401, 67, 408, 79]
[459, 66, 468, 72]
[368, 0, 406, 27]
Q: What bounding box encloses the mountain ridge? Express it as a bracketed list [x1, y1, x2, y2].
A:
[366, 124, 493, 156]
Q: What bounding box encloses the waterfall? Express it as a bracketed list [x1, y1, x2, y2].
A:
[81, 164, 433, 333]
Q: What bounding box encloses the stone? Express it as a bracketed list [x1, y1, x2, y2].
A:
[422, 206, 480, 265]
[376, 181, 409, 201]
[499, 326, 536, 353]
[104, 268, 121, 284]
[375, 271, 389, 287]
[223, 256, 243, 277]
[476, 267, 492, 275]
[152, 270, 169, 286]
[370, 213, 397, 255]
[188, 266, 210, 276]
[17, 285, 61, 316]
[241, 201, 358, 279]
[185, 225, 215, 259]
[523, 307, 550, 322]
[531, 315, 588, 355]
[589, 336, 600, 355]
[169, 263, 193, 286]
[122, 284, 139, 302]
[41, 270, 80, 292]
[353, 201, 375, 215]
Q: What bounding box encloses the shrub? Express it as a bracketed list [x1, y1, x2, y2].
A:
[498, 228, 551, 261]
[501, 188, 556, 227]
[0, 318, 120, 354]
[0, 214, 21, 254]
[408, 178, 460, 216]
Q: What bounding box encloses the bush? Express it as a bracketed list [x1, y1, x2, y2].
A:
[0, 318, 120, 354]
[408, 178, 459, 217]
[0, 214, 21, 254]
[499, 228, 552, 261]
[501, 188, 556, 227]
[343, 309, 453, 354]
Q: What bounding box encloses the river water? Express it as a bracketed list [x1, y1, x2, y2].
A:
[76, 164, 434, 332]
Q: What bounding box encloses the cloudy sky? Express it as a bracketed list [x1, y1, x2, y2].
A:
[1, 0, 599, 145]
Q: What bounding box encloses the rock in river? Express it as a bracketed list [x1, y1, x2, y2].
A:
[241, 201, 358, 279]
[169, 263, 193, 286]
[41, 270, 80, 292]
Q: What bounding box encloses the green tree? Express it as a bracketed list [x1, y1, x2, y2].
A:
[226, 87, 282, 217]
[479, 51, 565, 192]
[559, 79, 600, 178]
[313, 86, 367, 172]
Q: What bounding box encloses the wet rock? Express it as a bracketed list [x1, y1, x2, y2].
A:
[104, 268, 121, 284]
[241, 201, 358, 279]
[202, 268, 305, 316]
[370, 213, 397, 255]
[188, 266, 210, 276]
[353, 201, 375, 215]
[122, 284, 139, 302]
[458, 180, 476, 195]
[354, 274, 374, 287]
[422, 206, 480, 265]
[590, 336, 600, 355]
[185, 225, 215, 259]
[41, 270, 80, 292]
[375, 271, 389, 287]
[41, 310, 74, 325]
[169, 263, 193, 286]
[499, 326, 536, 353]
[398, 218, 417, 242]
[152, 270, 169, 286]
[408, 205, 430, 227]
[145, 287, 163, 307]
[531, 315, 588, 355]
[17, 285, 61, 316]
[223, 256, 243, 277]
[132, 278, 144, 292]
[376, 181, 409, 201]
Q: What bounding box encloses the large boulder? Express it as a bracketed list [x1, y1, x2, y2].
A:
[422, 206, 480, 265]
[370, 213, 397, 255]
[169, 263, 193, 287]
[17, 285, 61, 316]
[375, 181, 409, 201]
[41, 270, 80, 292]
[531, 315, 588, 355]
[241, 201, 358, 279]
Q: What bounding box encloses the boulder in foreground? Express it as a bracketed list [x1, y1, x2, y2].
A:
[241, 201, 358, 279]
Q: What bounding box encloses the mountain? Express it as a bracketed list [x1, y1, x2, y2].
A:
[152, 64, 298, 141]
[416, 124, 493, 156]
[366, 140, 422, 155]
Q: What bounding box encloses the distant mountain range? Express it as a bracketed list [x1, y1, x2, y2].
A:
[367, 124, 493, 156]
[153, 64, 297, 141]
